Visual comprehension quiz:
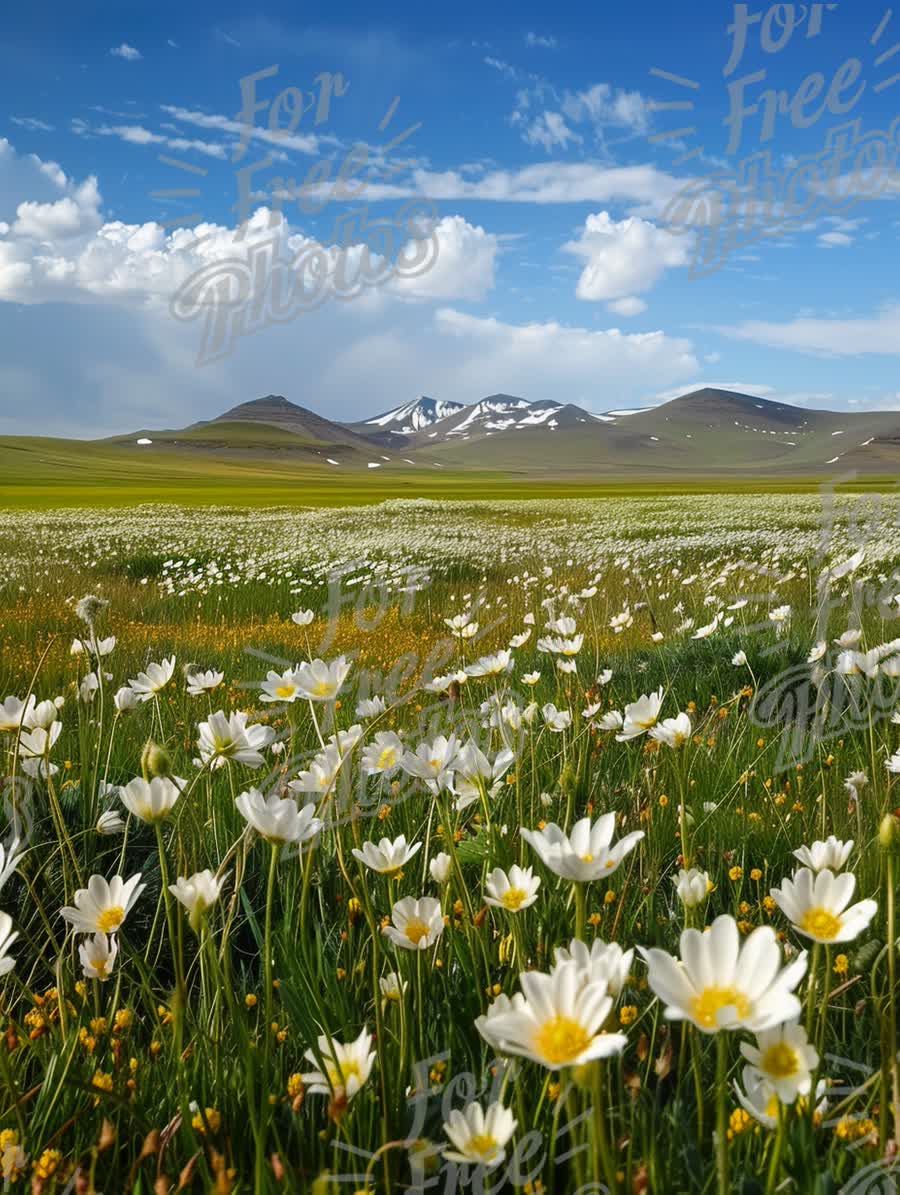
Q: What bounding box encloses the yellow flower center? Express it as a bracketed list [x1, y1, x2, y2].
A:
[800, 907, 843, 941]
[501, 888, 527, 911]
[96, 907, 125, 933]
[377, 748, 397, 770]
[404, 918, 430, 946]
[312, 681, 335, 698]
[533, 1014, 591, 1065]
[429, 758, 442, 770]
[467, 1133, 499, 1159]
[275, 685, 296, 699]
[580, 853, 594, 863]
[760, 1042, 800, 1079]
[690, 986, 750, 1029]
[326, 1058, 362, 1088]
[93, 958, 109, 977]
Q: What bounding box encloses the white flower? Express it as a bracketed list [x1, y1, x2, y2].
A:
[78, 933, 118, 981]
[0, 695, 33, 733]
[888, 750, 900, 774]
[23, 699, 60, 730]
[119, 776, 183, 825]
[197, 711, 275, 770]
[484, 865, 540, 913]
[352, 835, 421, 875]
[509, 630, 531, 649]
[674, 867, 710, 909]
[807, 642, 827, 663]
[186, 669, 224, 696]
[597, 710, 624, 732]
[129, 656, 176, 701]
[522, 814, 644, 883]
[401, 735, 461, 792]
[553, 938, 633, 998]
[844, 771, 868, 794]
[429, 852, 452, 885]
[71, 636, 116, 658]
[617, 688, 664, 741]
[453, 743, 514, 811]
[18, 722, 62, 778]
[649, 712, 692, 749]
[113, 686, 139, 712]
[289, 745, 343, 796]
[640, 915, 807, 1035]
[291, 609, 315, 626]
[294, 656, 351, 702]
[356, 696, 386, 718]
[169, 869, 226, 932]
[731, 651, 748, 666]
[443, 1101, 517, 1169]
[0, 912, 18, 977]
[259, 668, 303, 704]
[380, 971, 407, 1004]
[361, 731, 404, 777]
[597, 669, 613, 685]
[301, 1027, 375, 1102]
[60, 873, 146, 935]
[96, 810, 125, 836]
[610, 609, 633, 634]
[740, 1022, 819, 1104]
[770, 868, 877, 944]
[0, 838, 22, 895]
[235, 789, 322, 847]
[768, 605, 791, 630]
[382, 896, 444, 951]
[466, 651, 512, 679]
[792, 837, 853, 873]
[476, 960, 627, 1069]
[541, 703, 571, 732]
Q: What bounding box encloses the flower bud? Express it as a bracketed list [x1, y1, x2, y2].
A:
[880, 813, 899, 851]
[142, 740, 172, 779]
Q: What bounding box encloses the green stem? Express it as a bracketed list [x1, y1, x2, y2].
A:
[716, 1033, 729, 1195]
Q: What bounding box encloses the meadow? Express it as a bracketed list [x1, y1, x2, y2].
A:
[0, 493, 899, 1193]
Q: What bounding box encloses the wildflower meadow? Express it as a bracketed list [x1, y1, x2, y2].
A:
[0, 493, 898, 1193]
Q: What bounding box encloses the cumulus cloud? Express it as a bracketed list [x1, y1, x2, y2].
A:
[563, 211, 689, 302]
[0, 137, 699, 435]
[110, 43, 142, 61]
[0, 141, 496, 309]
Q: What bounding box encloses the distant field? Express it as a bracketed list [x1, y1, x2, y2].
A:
[0, 433, 897, 508]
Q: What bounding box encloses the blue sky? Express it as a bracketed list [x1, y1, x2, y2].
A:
[2, 1, 900, 435]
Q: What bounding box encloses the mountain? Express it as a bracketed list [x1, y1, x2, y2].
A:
[360, 396, 466, 433]
[199, 395, 377, 450]
[10, 388, 897, 500]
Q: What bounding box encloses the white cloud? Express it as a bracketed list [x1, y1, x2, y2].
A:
[354, 162, 682, 210]
[562, 83, 650, 136]
[0, 137, 700, 434]
[716, 305, 900, 356]
[10, 117, 53, 133]
[110, 43, 142, 61]
[0, 142, 496, 309]
[563, 211, 689, 301]
[87, 123, 228, 159]
[817, 231, 853, 249]
[389, 216, 497, 301]
[160, 105, 320, 156]
[525, 32, 558, 48]
[607, 297, 647, 317]
[522, 112, 582, 152]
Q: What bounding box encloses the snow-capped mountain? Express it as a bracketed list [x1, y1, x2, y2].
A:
[413, 395, 601, 443]
[363, 396, 465, 434]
